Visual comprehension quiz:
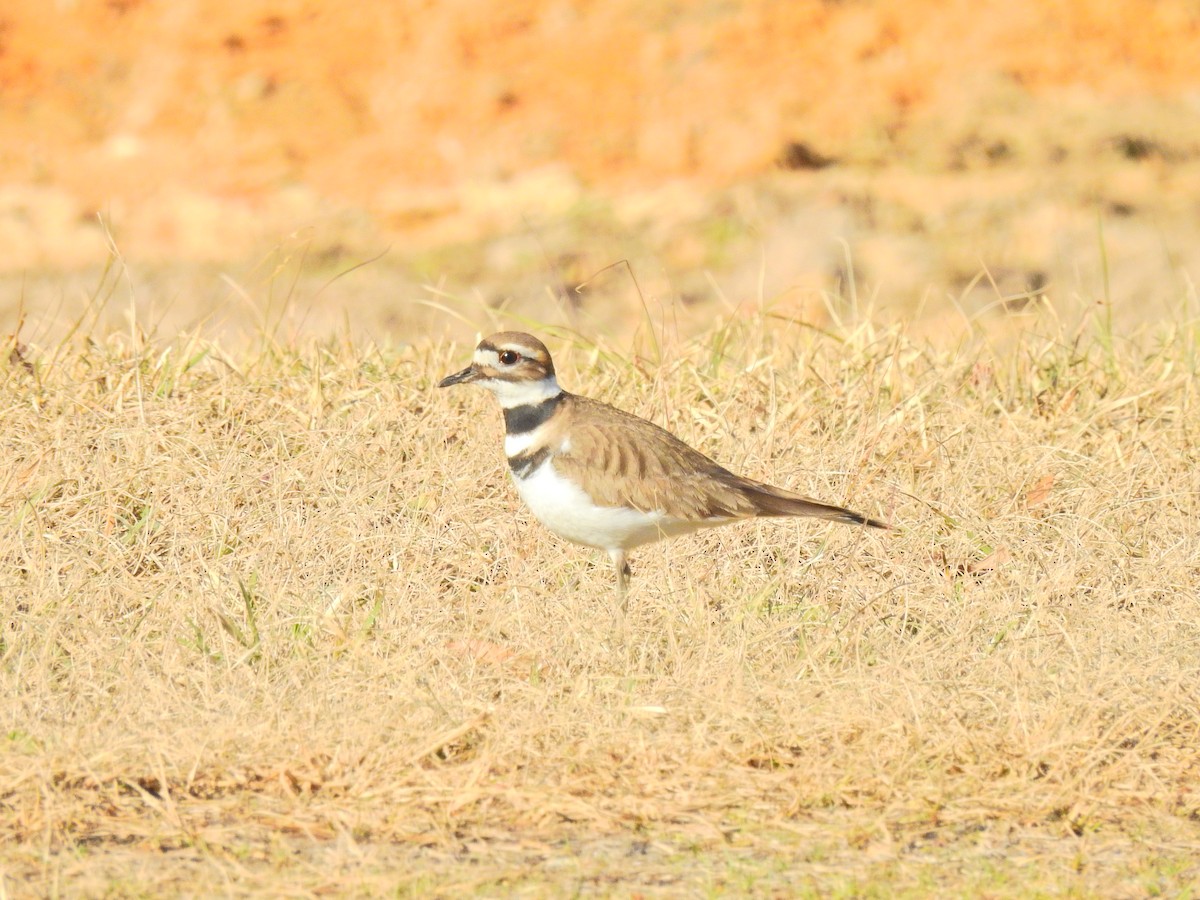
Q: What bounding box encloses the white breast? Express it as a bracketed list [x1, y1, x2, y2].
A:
[511, 458, 697, 552]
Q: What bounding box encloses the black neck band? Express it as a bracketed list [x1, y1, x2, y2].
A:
[503, 393, 563, 434]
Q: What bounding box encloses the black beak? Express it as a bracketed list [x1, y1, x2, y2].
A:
[437, 365, 480, 388]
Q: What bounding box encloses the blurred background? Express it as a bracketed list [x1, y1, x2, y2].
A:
[2, 0, 1199, 343]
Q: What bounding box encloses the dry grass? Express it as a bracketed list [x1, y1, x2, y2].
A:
[2, 281, 1199, 896]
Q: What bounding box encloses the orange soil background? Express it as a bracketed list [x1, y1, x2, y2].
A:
[2, 0, 1199, 275]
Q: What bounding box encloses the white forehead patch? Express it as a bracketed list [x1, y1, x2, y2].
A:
[474, 347, 502, 368]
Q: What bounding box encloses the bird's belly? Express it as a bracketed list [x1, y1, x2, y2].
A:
[512, 460, 689, 551]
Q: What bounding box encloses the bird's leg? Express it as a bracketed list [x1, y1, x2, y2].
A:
[610, 549, 632, 611]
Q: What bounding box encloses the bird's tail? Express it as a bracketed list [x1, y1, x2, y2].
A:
[742, 480, 890, 529]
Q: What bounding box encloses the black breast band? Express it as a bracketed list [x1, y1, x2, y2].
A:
[508, 446, 551, 479]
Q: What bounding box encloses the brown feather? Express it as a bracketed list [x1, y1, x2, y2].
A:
[548, 393, 887, 527]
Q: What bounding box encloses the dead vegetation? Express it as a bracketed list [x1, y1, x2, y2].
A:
[1, 285, 1199, 894]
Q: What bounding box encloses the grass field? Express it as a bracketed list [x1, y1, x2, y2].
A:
[2, 270, 1199, 896]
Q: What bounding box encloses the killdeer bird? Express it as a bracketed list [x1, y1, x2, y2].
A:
[439, 332, 888, 598]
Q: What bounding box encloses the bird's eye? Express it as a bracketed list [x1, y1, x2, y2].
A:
[498, 350, 519, 365]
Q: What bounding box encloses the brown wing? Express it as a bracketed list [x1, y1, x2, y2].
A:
[551, 394, 887, 527]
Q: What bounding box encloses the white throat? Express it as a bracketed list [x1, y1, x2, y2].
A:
[485, 375, 562, 409]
